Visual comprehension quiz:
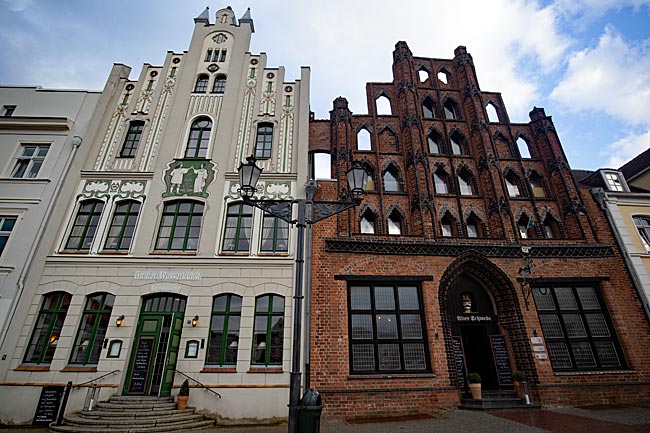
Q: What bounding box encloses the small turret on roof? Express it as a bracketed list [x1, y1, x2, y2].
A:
[194, 6, 210, 24]
[239, 8, 255, 33]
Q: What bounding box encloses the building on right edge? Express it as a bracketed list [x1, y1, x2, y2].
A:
[308, 42, 650, 417]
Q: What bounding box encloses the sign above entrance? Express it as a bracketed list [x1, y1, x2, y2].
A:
[134, 271, 202, 281]
[455, 314, 495, 323]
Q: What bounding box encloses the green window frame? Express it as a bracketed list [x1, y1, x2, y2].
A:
[252, 294, 284, 366]
[222, 203, 253, 253]
[65, 199, 105, 251]
[11, 144, 50, 178]
[154, 200, 203, 251]
[194, 75, 209, 93]
[533, 285, 626, 372]
[212, 76, 226, 93]
[104, 200, 141, 251]
[254, 123, 273, 159]
[206, 294, 242, 366]
[260, 214, 289, 253]
[348, 284, 430, 374]
[0, 216, 17, 256]
[69, 292, 115, 365]
[120, 121, 144, 158]
[24, 292, 72, 364]
[184, 118, 212, 158]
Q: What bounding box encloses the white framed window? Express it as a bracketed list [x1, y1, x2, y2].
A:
[603, 171, 626, 192]
[0, 216, 17, 256]
[10, 144, 50, 178]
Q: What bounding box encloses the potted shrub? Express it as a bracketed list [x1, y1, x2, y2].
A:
[467, 372, 482, 400]
[512, 370, 527, 399]
[177, 379, 190, 410]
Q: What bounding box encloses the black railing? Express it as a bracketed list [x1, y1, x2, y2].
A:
[175, 370, 222, 399]
[55, 370, 120, 426]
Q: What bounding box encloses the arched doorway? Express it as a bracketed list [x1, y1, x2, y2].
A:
[124, 294, 187, 396]
[439, 252, 537, 391]
[448, 275, 500, 389]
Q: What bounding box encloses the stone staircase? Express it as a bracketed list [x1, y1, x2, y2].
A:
[459, 389, 541, 411]
[49, 395, 215, 433]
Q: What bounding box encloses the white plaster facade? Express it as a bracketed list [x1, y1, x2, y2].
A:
[0, 6, 310, 424]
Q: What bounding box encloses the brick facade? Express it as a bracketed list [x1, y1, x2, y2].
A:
[308, 42, 650, 419]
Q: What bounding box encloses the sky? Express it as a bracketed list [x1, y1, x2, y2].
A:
[0, 0, 649, 171]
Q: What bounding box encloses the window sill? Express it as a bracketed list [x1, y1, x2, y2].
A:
[248, 367, 283, 374]
[58, 250, 90, 254]
[150, 251, 197, 255]
[219, 252, 251, 256]
[348, 373, 435, 380]
[61, 366, 98, 373]
[98, 251, 129, 255]
[201, 367, 237, 373]
[258, 252, 289, 257]
[116, 156, 135, 159]
[15, 365, 50, 372]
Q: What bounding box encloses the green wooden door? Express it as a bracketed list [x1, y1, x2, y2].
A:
[124, 295, 187, 396]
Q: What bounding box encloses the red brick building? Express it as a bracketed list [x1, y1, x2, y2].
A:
[308, 42, 650, 418]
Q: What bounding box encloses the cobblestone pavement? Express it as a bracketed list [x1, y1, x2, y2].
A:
[2, 403, 650, 433]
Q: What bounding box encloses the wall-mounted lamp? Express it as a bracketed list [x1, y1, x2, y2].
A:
[191, 315, 199, 327]
[115, 315, 125, 327]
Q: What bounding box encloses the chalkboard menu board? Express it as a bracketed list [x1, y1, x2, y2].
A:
[452, 337, 466, 387]
[128, 337, 154, 394]
[490, 335, 513, 386]
[33, 386, 64, 426]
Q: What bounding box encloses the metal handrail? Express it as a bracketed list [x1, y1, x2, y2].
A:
[74, 369, 120, 387]
[175, 370, 222, 398]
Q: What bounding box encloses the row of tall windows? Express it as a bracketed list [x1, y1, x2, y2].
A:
[63, 199, 288, 254]
[347, 282, 624, 374]
[23, 292, 284, 368]
[117, 118, 273, 160]
[204, 48, 227, 63]
[194, 75, 227, 94]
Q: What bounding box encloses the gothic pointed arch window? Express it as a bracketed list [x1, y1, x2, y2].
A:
[543, 214, 561, 239]
[518, 214, 534, 239]
[427, 130, 442, 154]
[357, 128, 371, 151]
[443, 99, 460, 120]
[466, 213, 483, 238]
[529, 172, 547, 198]
[505, 171, 522, 197]
[194, 74, 209, 93]
[433, 167, 449, 194]
[437, 70, 450, 85]
[457, 168, 475, 196]
[418, 68, 429, 83]
[185, 117, 212, 158]
[450, 131, 465, 155]
[440, 212, 457, 237]
[360, 209, 376, 234]
[422, 97, 435, 119]
[375, 95, 392, 115]
[382, 165, 400, 192]
[387, 209, 403, 235]
[517, 136, 532, 159]
[486, 102, 500, 123]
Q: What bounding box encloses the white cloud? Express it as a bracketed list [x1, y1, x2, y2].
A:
[549, 27, 650, 125]
[605, 129, 650, 167]
[553, 0, 650, 18]
[1, 0, 32, 12]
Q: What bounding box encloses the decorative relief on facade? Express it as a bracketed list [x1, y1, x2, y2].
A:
[134, 71, 159, 115]
[259, 78, 276, 116]
[81, 179, 147, 200]
[234, 65, 258, 169]
[226, 180, 292, 201]
[139, 69, 178, 172]
[162, 159, 217, 198]
[188, 94, 223, 115]
[94, 86, 132, 171]
[277, 93, 294, 173]
[212, 33, 228, 44]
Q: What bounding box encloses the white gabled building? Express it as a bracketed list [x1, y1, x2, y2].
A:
[0, 5, 310, 424]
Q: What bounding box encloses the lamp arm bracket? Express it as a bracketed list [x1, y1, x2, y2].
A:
[310, 199, 361, 224]
[243, 198, 294, 223]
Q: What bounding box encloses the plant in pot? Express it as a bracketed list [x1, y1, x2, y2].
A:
[177, 379, 190, 410]
[467, 372, 482, 400]
[512, 370, 527, 399]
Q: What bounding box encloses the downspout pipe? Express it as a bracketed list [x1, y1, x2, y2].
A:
[592, 187, 650, 323]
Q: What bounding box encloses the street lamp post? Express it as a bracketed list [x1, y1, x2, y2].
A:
[237, 156, 367, 433]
